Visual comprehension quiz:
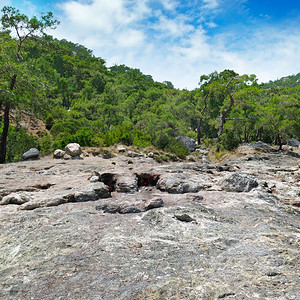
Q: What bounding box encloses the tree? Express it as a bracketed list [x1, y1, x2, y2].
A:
[0, 6, 59, 163]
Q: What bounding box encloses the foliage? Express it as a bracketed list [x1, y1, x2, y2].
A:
[1, 7, 300, 162]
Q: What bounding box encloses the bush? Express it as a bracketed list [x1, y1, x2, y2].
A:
[165, 138, 189, 159]
[220, 130, 240, 150]
[0, 125, 38, 162]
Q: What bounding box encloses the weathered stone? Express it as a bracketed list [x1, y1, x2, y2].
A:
[0, 192, 34, 205]
[174, 213, 195, 222]
[65, 143, 82, 157]
[287, 138, 300, 147]
[22, 148, 39, 160]
[176, 136, 196, 152]
[89, 176, 99, 182]
[145, 197, 164, 210]
[53, 149, 65, 159]
[116, 175, 138, 193]
[74, 183, 110, 202]
[221, 172, 258, 192]
[0, 147, 300, 300]
[147, 152, 154, 158]
[116, 145, 126, 153]
[157, 173, 208, 193]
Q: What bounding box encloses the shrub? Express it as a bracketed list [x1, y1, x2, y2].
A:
[1, 125, 38, 162]
[165, 138, 189, 159]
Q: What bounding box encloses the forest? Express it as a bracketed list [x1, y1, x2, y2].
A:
[0, 7, 300, 163]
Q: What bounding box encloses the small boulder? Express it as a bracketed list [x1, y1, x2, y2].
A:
[116, 145, 126, 153]
[89, 176, 100, 183]
[221, 173, 258, 192]
[115, 175, 138, 193]
[145, 198, 164, 210]
[176, 136, 196, 152]
[22, 148, 39, 160]
[65, 143, 82, 157]
[0, 192, 34, 205]
[287, 138, 300, 147]
[147, 152, 154, 158]
[53, 149, 65, 159]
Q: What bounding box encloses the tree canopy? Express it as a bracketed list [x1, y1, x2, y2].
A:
[1, 7, 299, 163]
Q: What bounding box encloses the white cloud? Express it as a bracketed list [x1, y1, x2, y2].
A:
[1, 0, 11, 7]
[202, 0, 220, 10]
[50, 0, 300, 89]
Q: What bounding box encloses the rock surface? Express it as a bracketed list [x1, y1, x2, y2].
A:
[0, 147, 299, 299]
[176, 136, 196, 152]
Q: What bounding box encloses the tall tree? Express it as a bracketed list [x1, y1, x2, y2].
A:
[0, 6, 59, 163]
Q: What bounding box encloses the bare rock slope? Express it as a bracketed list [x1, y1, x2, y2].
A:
[0, 147, 299, 299]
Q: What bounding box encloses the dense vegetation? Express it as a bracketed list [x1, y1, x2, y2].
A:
[0, 7, 299, 163]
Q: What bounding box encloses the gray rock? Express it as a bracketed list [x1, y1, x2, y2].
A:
[147, 152, 154, 158]
[89, 176, 100, 183]
[116, 145, 126, 153]
[115, 175, 138, 193]
[176, 136, 196, 152]
[174, 213, 195, 222]
[0, 192, 34, 205]
[63, 153, 71, 160]
[157, 173, 208, 193]
[74, 183, 110, 202]
[22, 148, 39, 160]
[222, 173, 258, 192]
[53, 149, 65, 159]
[287, 138, 300, 147]
[65, 143, 82, 157]
[145, 197, 164, 210]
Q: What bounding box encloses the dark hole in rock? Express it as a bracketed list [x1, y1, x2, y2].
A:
[137, 173, 160, 187]
[100, 173, 117, 192]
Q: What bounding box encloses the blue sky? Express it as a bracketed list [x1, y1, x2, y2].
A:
[2, 0, 300, 89]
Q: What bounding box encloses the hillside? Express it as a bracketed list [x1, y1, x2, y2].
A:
[1, 31, 300, 163]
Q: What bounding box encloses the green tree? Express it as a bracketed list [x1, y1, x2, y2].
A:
[0, 6, 59, 163]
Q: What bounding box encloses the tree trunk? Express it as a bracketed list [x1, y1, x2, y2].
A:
[0, 74, 17, 164]
[277, 132, 282, 151]
[0, 103, 10, 163]
[217, 113, 225, 142]
[197, 118, 201, 145]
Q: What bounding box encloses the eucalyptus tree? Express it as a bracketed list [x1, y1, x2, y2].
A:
[0, 6, 59, 163]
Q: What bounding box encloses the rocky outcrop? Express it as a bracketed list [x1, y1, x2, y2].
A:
[0, 147, 299, 299]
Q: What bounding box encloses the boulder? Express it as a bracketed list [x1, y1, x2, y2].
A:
[145, 197, 164, 210]
[22, 148, 39, 160]
[74, 183, 110, 202]
[221, 173, 258, 192]
[156, 173, 208, 194]
[53, 149, 65, 159]
[0, 192, 34, 205]
[176, 136, 196, 152]
[115, 175, 138, 193]
[65, 143, 82, 157]
[116, 145, 126, 153]
[287, 138, 300, 147]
